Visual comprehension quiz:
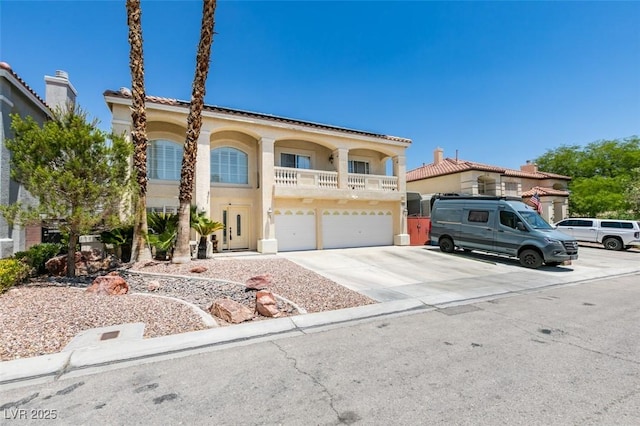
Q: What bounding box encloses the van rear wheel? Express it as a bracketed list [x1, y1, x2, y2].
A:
[439, 237, 455, 253]
[519, 249, 543, 268]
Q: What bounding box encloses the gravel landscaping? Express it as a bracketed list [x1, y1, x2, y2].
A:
[0, 255, 375, 361]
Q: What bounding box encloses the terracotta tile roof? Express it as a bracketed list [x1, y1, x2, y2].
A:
[521, 186, 570, 197]
[406, 157, 571, 182]
[0, 62, 50, 113]
[104, 89, 412, 144]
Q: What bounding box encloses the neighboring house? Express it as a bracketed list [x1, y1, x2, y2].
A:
[105, 89, 411, 253]
[0, 63, 76, 257]
[406, 148, 571, 223]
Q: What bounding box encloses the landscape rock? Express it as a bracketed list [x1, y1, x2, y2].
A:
[45, 251, 121, 276]
[86, 272, 129, 295]
[210, 298, 254, 323]
[245, 274, 272, 290]
[190, 266, 208, 274]
[147, 280, 161, 292]
[256, 290, 280, 317]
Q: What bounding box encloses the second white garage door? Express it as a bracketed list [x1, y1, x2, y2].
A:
[322, 209, 393, 249]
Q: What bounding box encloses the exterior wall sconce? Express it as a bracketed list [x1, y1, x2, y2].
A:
[329, 154, 334, 164]
[403, 208, 408, 217]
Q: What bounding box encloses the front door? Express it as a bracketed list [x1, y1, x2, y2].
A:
[222, 206, 249, 250]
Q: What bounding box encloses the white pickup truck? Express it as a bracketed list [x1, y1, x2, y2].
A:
[554, 218, 640, 250]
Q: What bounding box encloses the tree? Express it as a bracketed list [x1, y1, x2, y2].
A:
[626, 168, 640, 218]
[1, 106, 133, 277]
[535, 137, 640, 218]
[173, 0, 217, 264]
[126, 0, 153, 263]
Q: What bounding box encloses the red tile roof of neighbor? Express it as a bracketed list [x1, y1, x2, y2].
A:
[522, 186, 570, 197]
[0, 62, 50, 112]
[104, 89, 412, 144]
[406, 157, 571, 181]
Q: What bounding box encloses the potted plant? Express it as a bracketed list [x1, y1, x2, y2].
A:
[191, 210, 224, 259]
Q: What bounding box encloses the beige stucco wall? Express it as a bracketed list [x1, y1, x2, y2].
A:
[107, 95, 410, 252]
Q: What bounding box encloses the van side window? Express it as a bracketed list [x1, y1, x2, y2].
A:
[500, 211, 518, 229]
[468, 210, 489, 223]
[438, 208, 462, 222]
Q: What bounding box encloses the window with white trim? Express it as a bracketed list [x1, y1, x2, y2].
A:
[504, 182, 518, 196]
[147, 140, 183, 180]
[211, 147, 248, 184]
[348, 160, 370, 174]
[146, 206, 178, 215]
[281, 153, 311, 169]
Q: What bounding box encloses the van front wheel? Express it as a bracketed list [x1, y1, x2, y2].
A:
[519, 249, 543, 268]
[439, 237, 455, 253]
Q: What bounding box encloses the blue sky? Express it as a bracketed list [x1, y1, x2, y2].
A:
[2, 0, 639, 171]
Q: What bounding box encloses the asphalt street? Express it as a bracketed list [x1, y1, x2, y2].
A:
[1, 272, 638, 425]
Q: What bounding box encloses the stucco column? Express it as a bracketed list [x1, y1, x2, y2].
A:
[393, 155, 409, 246]
[392, 154, 407, 194]
[194, 129, 211, 215]
[335, 148, 349, 189]
[258, 136, 277, 254]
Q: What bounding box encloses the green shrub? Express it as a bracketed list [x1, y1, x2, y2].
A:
[0, 258, 30, 293]
[147, 212, 178, 260]
[14, 243, 64, 275]
[100, 226, 134, 262]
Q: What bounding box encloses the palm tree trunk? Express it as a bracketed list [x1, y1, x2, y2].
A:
[126, 0, 152, 262]
[173, 0, 217, 263]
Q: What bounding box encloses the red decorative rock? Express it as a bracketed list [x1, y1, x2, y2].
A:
[210, 298, 254, 323]
[190, 266, 208, 274]
[86, 272, 129, 295]
[256, 290, 280, 317]
[45, 251, 121, 276]
[45, 255, 67, 276]
[245, 274, 272, 290]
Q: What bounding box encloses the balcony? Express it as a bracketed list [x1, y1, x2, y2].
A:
[274, 167, 338, 189]
[274, 166, 399, 200]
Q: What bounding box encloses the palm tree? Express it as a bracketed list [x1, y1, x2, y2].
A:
[173, 0, 217, 263]
[126, 0, 152, 262]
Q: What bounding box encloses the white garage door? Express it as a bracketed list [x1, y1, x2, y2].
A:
[274, 209, 316, 252]
[322, 209, 393, 249]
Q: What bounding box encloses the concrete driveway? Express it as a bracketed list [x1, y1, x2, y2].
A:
[280, 244, 640, 306]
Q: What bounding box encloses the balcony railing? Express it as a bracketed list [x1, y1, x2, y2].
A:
[274, 167, 398, 191]
[274, 167, 338, 188]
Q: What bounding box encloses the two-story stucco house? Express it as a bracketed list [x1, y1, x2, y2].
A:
[0, 63, 76, 257]
[105, 89, 411, 253]
[406, 148, 571, 223]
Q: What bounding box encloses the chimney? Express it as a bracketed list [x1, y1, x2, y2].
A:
[44, 70, 77, 114]
[520, 160, 538, 174]
[434, 147, 444, 165]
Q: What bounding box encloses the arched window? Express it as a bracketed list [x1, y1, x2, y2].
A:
[147, 140, 183, 181]
[211, 147, 248, 184]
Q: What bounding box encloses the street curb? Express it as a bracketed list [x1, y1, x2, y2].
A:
[0, 299, 428, 388]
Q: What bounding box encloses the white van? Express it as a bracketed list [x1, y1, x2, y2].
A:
[554, 218, 640, 250]
[430, 195, 579, 268]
